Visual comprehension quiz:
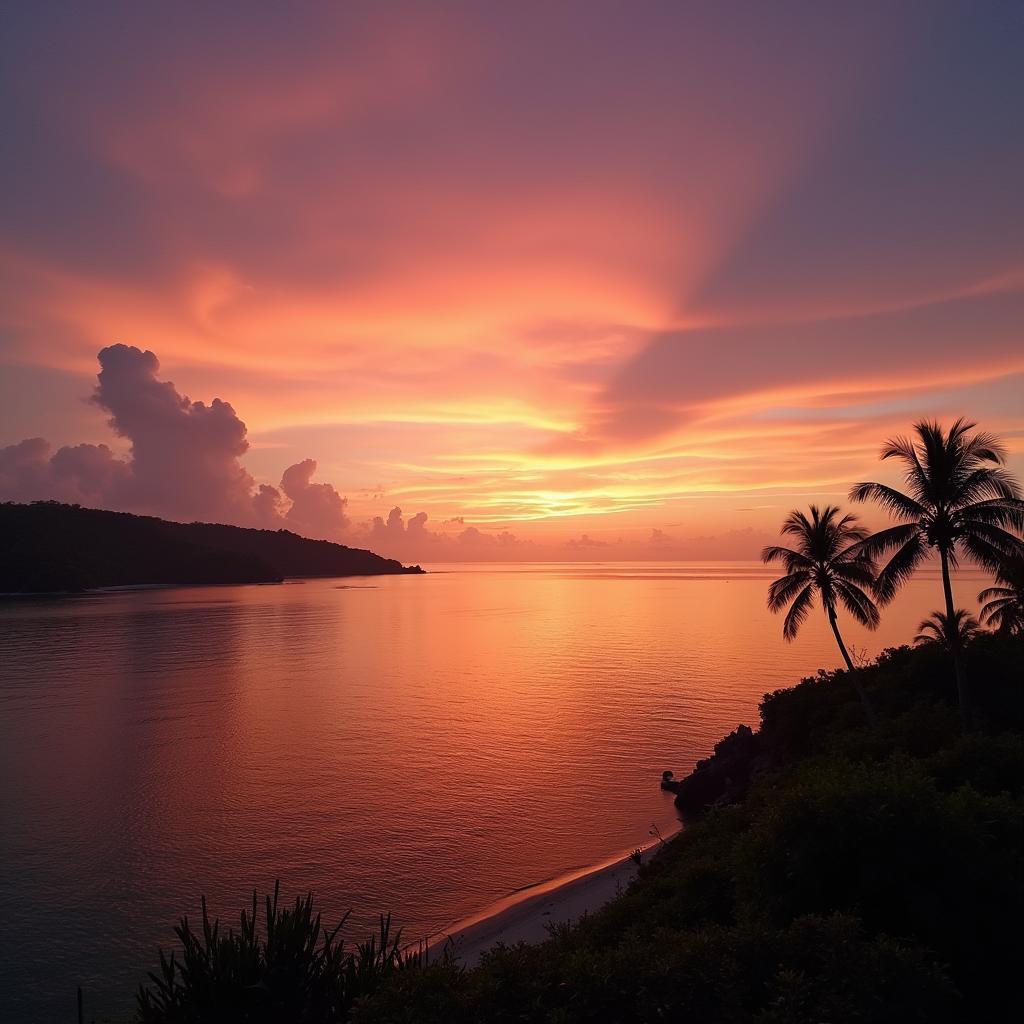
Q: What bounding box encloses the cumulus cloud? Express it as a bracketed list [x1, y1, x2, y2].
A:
[358, 507, 529, 562]
[368, 507, 438, 556]
[0, 345, 351, 540]
[281, 458, 349, 537]
[0, 436, 130, 505]
[455, 526, 522, 553]
[565, 533, 609, 550]
[0, 438, 56, 500]
[92, 344, 258, 521]
[252, 483, 285, 527]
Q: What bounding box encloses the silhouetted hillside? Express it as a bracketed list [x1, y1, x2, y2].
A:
[0, 502, 423, 593]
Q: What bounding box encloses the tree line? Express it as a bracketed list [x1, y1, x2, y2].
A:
[763, 418, 1024, 728]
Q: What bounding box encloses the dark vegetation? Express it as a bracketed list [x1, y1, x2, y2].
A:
[0, 501, 422, 592]
[762, 419, 1023, 729]
[849, 418, 1023, 728]
[135, 885, 422, 1024]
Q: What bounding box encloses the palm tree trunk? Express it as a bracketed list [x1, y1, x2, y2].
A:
[939, 546, 957, 622]
[939, 546, 972, 730]
[827, 607, 875, 724]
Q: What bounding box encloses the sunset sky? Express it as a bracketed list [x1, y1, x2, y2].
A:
[1, 2, 1022, 561]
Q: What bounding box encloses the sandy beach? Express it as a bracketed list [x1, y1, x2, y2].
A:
[427, 829, 681, 967]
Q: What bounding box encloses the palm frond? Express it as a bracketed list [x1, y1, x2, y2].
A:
[880, 431, 931, 500]
[761, 545, 813, 573]
[914, 607, 981, 647]
[957, 526, 1024, 572]
[767, 570, 812, 612]
[958, 496, 1024, 532]
[854, 421, 1020, 615]
[992, 555, 1024, 589]
[830, 557, 877, 588]
[852, 523, 920, 562]
[873, 533, 928, 604]
[834, 579, 881, 630]
[779, 508, 814, 542]
[953, 467, 1022, 507]
[782, 583, 815, 641]
[961, 429, 1008, 465]
[848, 482, 924, 519]
[979, 585, 1024, 632]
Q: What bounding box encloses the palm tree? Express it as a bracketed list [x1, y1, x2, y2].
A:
[762, 505, 880, 722]
[850, 418, 1024, 726]
[914, 608, 981, 647]
[978, 555, 1024, 635]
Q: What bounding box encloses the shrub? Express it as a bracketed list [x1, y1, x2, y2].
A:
[734, 759, 1022, 1013]
[137, 883, 426, 1023]
[353, 916, 956, 1024]
[926, 732, 1024, 797]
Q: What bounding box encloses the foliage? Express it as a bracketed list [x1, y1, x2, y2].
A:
[849, 417, 1024, 601]
[761, 504, 879, 641]
[978, 554, 1024, 635]
[914, 608, 981, 647]
[761, 503, 879, 719]
[733, 759, 1022, 1004]
[136, 883, 428, 1023]
[757, 634, 1024, 763]
[925, 731, 1024, 797]
[353, 914, 956, 1024]
[848, 418, 1024, 726]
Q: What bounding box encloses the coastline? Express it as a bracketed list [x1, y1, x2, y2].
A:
[426, 826, 681, 967]
[0, 572, 418, 599]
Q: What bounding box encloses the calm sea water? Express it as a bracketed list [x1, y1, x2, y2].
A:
[0, 561, 986, 1021]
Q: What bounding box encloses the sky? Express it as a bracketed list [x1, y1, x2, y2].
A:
[1, 1, 1023, 562]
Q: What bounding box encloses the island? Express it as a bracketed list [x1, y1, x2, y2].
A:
[0, 501, 424, 593]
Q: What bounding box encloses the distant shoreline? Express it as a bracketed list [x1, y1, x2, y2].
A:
[424, 826, 682, 966]
[0, 572, 425, 600]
